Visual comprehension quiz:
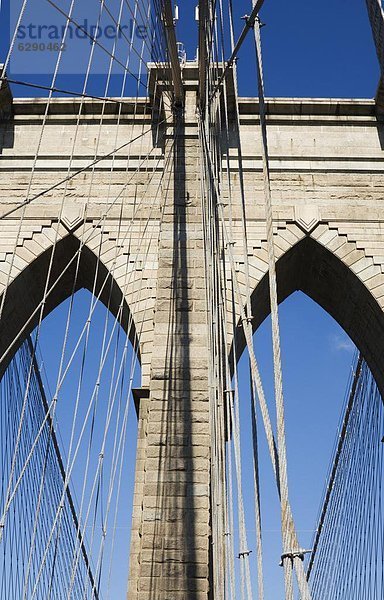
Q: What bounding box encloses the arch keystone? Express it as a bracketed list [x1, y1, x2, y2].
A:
[60, 205, 85, 233]
[294, 205, 320, 233]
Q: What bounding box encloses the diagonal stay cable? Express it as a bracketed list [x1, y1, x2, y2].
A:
[61, 111, 178, 595]
[0, 0, 80, 385]
[26, 128, 178, 600]
[0, 131, 175, 528]
[3, 2, 158, 552]
[0, 104, 166, 368]
[98, 0, 173, 105]
[209, 0, 267, 103]
[0, 137, 164, 400]
[43, 0, 165, 96]
[0, 77, 170, 108]
[0, 116, 170, 221]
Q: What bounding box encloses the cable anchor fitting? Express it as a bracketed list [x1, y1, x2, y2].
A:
[240, 315, 254, 326]
[241, 14, 266, 28]
[238, 550, 252, 559]
[279, 548, 312, 567]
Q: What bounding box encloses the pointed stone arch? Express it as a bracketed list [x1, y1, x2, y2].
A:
[0, 233, 140, 377]
[232, 229, 384, 397]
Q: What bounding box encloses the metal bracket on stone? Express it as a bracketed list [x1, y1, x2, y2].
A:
[0, 65, 13, 121]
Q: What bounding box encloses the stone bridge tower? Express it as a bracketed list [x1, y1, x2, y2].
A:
[1, 51, 384, 598]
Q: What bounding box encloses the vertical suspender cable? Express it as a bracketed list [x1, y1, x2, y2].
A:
[252, 16, 293, 600]
[252, 15, 312, 600]
[249, 360, 265, 600]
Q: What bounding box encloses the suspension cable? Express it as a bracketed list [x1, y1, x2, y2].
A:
[252, 16, 312, 600]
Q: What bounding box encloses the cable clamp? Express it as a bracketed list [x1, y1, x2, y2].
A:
[224, 388, 234, 396]
[241, 315, 254, 325]
[241, 14, 266, 28]
[279, 549, 312, 566]
[238, 550, 252, 559]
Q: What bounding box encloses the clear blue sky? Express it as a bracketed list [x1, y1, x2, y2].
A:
[1, 0, 380, 98]
[1, 0, 381, 597]
[177, 0, 379, 98]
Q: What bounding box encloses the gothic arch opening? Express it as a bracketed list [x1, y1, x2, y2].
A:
[233, 235, 384, 396]
[0, 238, 141, 598]
[232, 238, 384, 596]
[0, 233, 139, 376]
